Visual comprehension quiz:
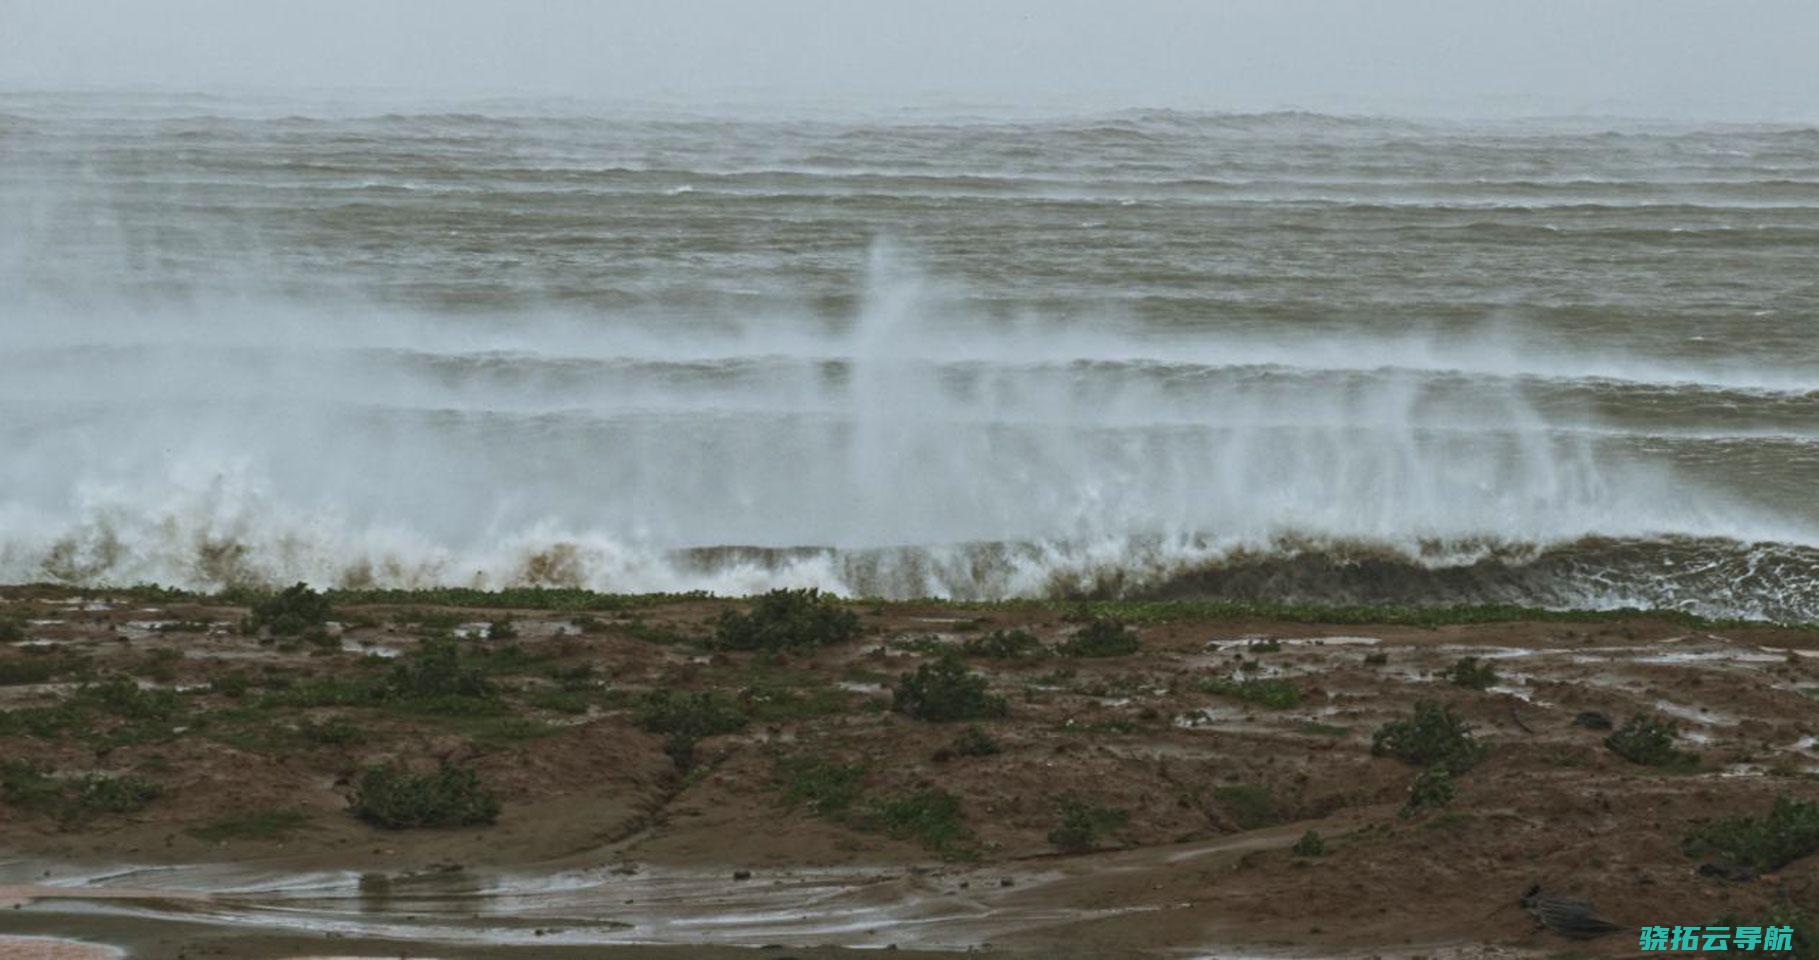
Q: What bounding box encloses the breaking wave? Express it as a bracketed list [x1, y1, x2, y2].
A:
[4, 96, 1816, 620]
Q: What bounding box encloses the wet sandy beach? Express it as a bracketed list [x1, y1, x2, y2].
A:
[1, 587, 1815, 957]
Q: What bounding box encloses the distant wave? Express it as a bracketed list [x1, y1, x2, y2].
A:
[8, 523, 1816, 622]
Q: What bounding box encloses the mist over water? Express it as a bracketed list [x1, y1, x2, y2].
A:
[2, 93, 1816, 618]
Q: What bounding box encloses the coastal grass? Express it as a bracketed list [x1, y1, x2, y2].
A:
[1, 760, 163, 829]
[1199, 676, 1302, 709]
[188, 808, 312, 842]
[12, 584, 1807, 631]
[1048, 796, 1129, 852]
[1683, 794, 1819, 872]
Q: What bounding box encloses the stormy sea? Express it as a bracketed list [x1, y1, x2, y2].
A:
[3, 92, 1816, 620]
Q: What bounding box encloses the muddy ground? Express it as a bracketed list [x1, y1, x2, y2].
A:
[0, 585, 1815, 959]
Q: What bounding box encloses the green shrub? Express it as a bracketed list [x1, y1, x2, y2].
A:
[1402, 766, 1456, 816]
[1445, 656, 1499, 690]
[1604, 714, 1700, 769]
[1213, 784, 1278, 830]
[1363, 651, 1389, 666]
[776, 754, 867, 815]
[637, 689, 748, 767]
[487, 619, 518, 640]
[1199, 676, 1302, 709]
[713, 589, 860, 651]
[384, 639, 496, 701]
[951, 725, 1001, 757]
[1055, 619, 1140, 658]
[1048, 797, 1129, 852]
[961, 629, 1047, 659]
[249, 583, 331, 636]
[1292, 829, 1327, 857]
[0, 619, 23, 644]
[1683, 794, 1819, 872]
[872, 788, 979, 859]
[348, 763, 500, 829]
[892, 654, 1008, 722]
[1370, 701, 1488, 775]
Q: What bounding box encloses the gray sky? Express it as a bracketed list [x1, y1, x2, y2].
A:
[4, 0, 1817, 117]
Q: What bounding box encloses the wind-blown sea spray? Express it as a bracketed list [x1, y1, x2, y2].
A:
[2, 97, 1816, 618]
[3, 245, 1812, 617]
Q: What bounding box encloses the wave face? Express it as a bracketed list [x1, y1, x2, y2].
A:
[2, 94, 1817, 619]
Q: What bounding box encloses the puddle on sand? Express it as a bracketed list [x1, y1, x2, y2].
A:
[1652, 700, 1737, 726]
[1207, 635, 1382, 651]
[0, 935, 124, 959]
[0, 858, 1149, 953]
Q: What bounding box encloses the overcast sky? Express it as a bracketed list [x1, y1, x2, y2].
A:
[4, 0, 1817, 118]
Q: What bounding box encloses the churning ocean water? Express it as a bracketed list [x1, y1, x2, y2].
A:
[1, 92, 1815, 618]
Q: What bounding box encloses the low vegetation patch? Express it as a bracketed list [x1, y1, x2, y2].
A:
[738, 679, 850, 722]
[248, 582, 332, 636]
[188, 808, 312, 842]
[1048, 796, 1129, 852]
[961, 628, 1047, 659]
[0, 650, 88, 686]
[92, 676, 181, 717]
[1683, 794, 1819, 872]
[1213, 784, 1279, 830]
[636, 690, 749, 738]
[382, 638, 498, 704]
[299, 715, 364, 745]
[1370, 701, 1488, 775]
[868, 788, 979, 859]
[348, 763, 500, 829]
[1055, 619, 1141, 658]
[1444, 656, 1499, 690]
[950, 725, 1001, 757]
[1402, 766, 1456, 817]
[713, 588, 860, 651]
[1292, 829, 1327, 857]
[776, 753, 868, 815]
[892, 654, 1008, 722]
[637, 689, 749, 766]
[1199, 676, 1302, 709]
[1604, 714, 1701, 769]
[1, 759, 162, 829]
